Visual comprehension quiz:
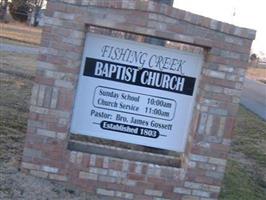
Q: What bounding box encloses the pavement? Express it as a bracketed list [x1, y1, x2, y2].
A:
[0, 43, 39, 54]
[241, 78, 266, 120]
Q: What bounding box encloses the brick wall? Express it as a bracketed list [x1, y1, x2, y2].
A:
[21, 0, 256, 199]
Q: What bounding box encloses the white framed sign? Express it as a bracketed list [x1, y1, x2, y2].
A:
[71, 33, 203, 152]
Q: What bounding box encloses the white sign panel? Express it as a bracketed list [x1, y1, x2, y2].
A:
[71, 33, 203, 152]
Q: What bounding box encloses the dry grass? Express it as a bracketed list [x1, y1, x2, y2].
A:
[246, 67, 266, 81]
[0, 51, 36, 79]
[0, 51, 36, 69]
[0, 41, 99, 200]
[0, 37, 37, 47]
[0, 22, 41, 45]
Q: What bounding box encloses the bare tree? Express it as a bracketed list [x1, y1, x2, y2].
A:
[28, 0, 44, 26]
[9, 0, 30, 22]
[0, 0, 8, 21]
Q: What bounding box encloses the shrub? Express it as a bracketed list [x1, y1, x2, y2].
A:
[9, 0, 30, 22]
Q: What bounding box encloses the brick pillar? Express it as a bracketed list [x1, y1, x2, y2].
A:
[21, 1, 255, 199]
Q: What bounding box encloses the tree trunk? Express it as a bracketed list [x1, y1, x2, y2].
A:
[0, 0, 8, 21]
[31, 0, 44, 26]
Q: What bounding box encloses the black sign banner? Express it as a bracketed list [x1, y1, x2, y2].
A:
[83, 57, 196, 96]
[100, 121, 160, 138]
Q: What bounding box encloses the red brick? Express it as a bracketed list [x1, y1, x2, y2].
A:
[128, 173, 145, 181]
[95, 157, 104, 168]
[108, 160, 123, 171]
[103, 183, 126, 192]
[202, 76, 236, 89]
[163, 191, 182, 199]
[133, 195, 153, 200]
[153, 182, 175, 193]
[57, 89, 74, 111]
[35, 75, 54, 86]
[191, 145, 228, 159]
[224, 118, 236, 138]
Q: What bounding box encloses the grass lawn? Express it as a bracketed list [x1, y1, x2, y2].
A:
[219, 107, 266, 200]
[0, 48, 36, 169]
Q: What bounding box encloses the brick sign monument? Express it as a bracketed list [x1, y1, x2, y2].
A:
[21, 0, 256, 199]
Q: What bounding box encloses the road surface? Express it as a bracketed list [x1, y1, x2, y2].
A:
[241, 78, 266, 120]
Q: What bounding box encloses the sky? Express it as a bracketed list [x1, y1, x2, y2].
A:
[173, 0, 265, 55]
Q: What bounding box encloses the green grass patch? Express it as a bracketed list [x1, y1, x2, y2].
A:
[220, 106, 266, 199]
[220, 159, 265, 200]
[232, 106, 266, 166]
